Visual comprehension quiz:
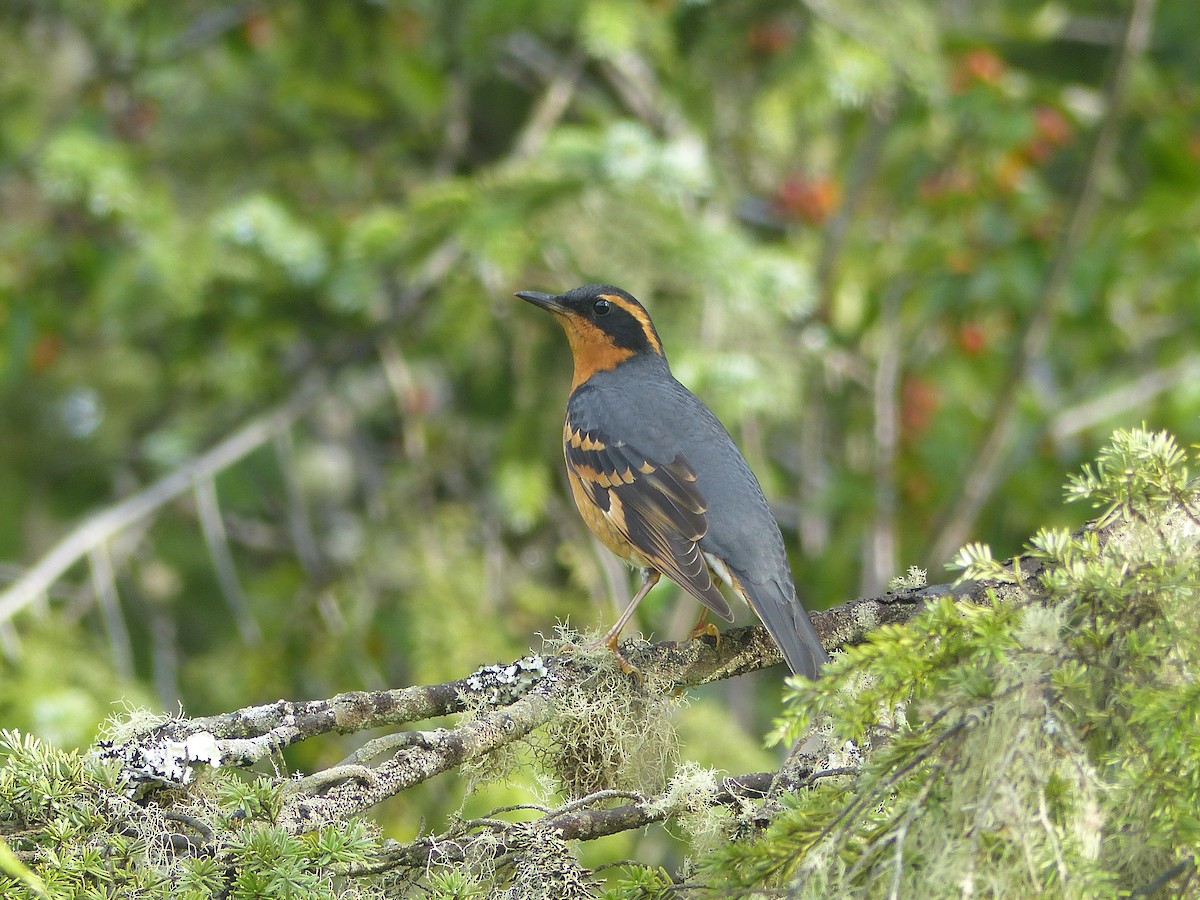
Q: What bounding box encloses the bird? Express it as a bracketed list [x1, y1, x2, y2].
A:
[515, 283, 826, 678]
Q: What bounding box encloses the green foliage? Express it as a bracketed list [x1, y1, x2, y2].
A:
[0, 623, 153, 749]
[0, 728, 387, 899]
[1064, 425, 1192, 526]
[695, 428, 1200, 896]
[217, 774, 285, 823]
[599, 865, 676, 900]
[6, 0, 1199, 718]
[423, 870, 489, 900]
[0, 837, 47, 900]
[2, 0, 1200, 894]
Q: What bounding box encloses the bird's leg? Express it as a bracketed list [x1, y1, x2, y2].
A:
[601, 568, 660, 647]
[686, 606, 721, 646]
[598, 569, 660, 673]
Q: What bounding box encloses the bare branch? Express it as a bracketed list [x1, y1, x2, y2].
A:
[815, 99, 896, 323]
[1049, 354, 1200, 444]
[88, 542, 134, 681]
[272, 429, 325, 579]
[347, 767, 826, 878]
[512, 49, 586, 160]
[194, 475, 261, 646]
[282, 690, 555, 832]
[863, 281, 906, 595]
[598, 52, 688, 138]
[0, 377, 324, 625]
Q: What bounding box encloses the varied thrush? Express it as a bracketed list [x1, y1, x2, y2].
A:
[516, 283, 826, 678]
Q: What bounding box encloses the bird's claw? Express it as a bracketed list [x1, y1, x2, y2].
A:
[687, 621, 721, 648]
[602, 635, 644, 683]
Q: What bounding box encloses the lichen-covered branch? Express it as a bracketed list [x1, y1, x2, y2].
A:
[102, 567, 1032, 830]
[350, 766, 830, 879]
[282, 689, 556, 832]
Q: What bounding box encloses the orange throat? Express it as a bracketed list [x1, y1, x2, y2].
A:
[559, 316, 636, 390]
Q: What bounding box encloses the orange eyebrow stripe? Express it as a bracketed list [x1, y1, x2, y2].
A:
[599, 293, 662, 354]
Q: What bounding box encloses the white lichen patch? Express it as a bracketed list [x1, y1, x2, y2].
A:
[97, 729, 226, 796]
[1015, 603, 1067, 655]
[849, 602, 881, 635]
[647, 761, 720, 817]
[463, 655, 550, 706]
[651, 761, 730, 853]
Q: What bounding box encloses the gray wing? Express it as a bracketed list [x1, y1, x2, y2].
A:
[564, 422, 734, 622]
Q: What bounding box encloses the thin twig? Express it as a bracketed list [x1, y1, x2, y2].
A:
[815, 99, 896, 322]
[1050, 354, 1200, 443]
[148, 600, 181, 713]
[543, 789, 648, 823]
[159, 2, 260, 58]
[194, 475, 261, 646]
[1031, 755, 1068, 887]
[864, 281, 905, 594]
[0, 622, 20, 664]
[435, 71, 471, 176]
[88, 543, 134, 680]
[513, 50, 586, 160]
[598, 52, 686, 138]
[1133, 855, 1196, 897]
[0, 377, 323, 624]
[272, 428, 325, 579]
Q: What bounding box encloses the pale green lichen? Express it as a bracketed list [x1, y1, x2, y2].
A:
[538, 646, 678, 798]
[887, 565, 928, 592]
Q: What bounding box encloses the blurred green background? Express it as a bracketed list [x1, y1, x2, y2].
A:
[1, 0, 1197, 861]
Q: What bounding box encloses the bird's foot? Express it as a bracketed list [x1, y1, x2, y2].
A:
[601, 634, 644, 682]
[687, 620, 721, 648]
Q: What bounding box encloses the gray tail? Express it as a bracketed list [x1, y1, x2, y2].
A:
[741, 577, 826, 678]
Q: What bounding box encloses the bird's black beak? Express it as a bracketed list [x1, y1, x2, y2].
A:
[515, 290, 567, 315]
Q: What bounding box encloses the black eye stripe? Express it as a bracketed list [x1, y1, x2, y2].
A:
[593, 298, 611, 316]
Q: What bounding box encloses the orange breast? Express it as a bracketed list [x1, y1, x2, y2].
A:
[565, 461, 648, 569]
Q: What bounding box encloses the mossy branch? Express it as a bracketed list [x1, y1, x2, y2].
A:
[351, 766, 833, 879]
[10, 421, 1198, 898]
[101, 563, 1038, 837]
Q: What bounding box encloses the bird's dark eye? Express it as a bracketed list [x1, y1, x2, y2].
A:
[592, 298, 611, 316]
